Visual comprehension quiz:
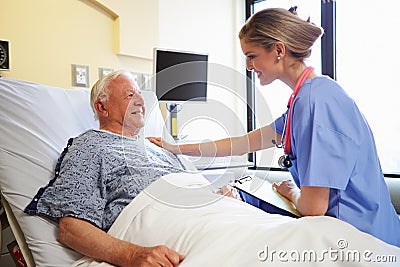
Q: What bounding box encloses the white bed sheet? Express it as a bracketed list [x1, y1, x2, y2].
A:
[72, 173, 400, 267]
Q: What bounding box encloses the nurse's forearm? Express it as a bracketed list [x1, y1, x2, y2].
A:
[291, 186, 329, 216]
[175, 136, 250, 157]
[172, 125, 278, 157]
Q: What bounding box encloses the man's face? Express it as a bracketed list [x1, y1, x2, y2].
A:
[102, 75, 145, 134]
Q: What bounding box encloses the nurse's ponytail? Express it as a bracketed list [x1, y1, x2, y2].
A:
[239, 7, 323, 61]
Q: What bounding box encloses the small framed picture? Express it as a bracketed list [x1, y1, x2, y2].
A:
[142, 73, 153, 90]
[131, 72, 143, 87]
[98, 67, 114, 79]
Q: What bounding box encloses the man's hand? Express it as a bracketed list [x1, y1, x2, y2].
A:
[130, 245, 185, 267]
[58, 217, 185, 267]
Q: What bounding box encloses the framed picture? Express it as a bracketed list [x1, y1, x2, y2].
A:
[98, 67, 114, 79]
[0, 40, 10, 71]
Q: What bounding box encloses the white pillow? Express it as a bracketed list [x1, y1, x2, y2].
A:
[0, 78, 171, 266]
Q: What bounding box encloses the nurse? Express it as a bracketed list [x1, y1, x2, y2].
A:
[148, 7, 400, 247]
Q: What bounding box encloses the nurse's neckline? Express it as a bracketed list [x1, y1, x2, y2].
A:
[288, 67, 318, 91]
[307, 72, 317, 79]
[300, 73, 318, 87]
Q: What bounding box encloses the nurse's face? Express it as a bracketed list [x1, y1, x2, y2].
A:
[240, 39, 279, 86]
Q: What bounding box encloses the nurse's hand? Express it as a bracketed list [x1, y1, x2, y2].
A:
[272, 180, 300, 203]
[218, 184, 243, 201]
[273, 181, 329, 216]
[147, 137, 180, 154]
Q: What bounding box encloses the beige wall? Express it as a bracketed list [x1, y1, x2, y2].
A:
[0, 0, 157, 88]
[0, 0, 247, 136]
[0, 0, 245, 87]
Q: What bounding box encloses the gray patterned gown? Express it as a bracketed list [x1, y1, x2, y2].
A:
[25, 129, 185, 231]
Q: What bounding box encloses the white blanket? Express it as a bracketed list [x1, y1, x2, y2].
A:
[72, 173, 400, 267]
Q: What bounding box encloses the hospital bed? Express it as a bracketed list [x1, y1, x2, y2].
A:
[0, 77, 399, 267]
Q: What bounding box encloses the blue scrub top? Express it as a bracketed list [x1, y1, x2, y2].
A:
[271, 76, 400, 247]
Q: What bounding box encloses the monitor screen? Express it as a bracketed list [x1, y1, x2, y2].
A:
[154, 48, 208, 102]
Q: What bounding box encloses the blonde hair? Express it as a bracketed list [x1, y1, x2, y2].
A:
[90, 70, 135, 119]
[239, 8, 323, 60]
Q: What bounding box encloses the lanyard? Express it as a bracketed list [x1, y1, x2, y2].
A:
[283, 66, 314, 154]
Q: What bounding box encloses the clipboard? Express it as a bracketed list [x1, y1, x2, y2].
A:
[233, 175, 301, 217]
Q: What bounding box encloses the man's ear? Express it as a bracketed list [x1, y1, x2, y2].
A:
[274, 42, 286, 58]
[94, 100, 108, 118]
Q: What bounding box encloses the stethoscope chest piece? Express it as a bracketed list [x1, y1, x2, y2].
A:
[278, 154, 293, 169]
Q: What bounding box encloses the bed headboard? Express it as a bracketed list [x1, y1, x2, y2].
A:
[0, 77, 169, 266]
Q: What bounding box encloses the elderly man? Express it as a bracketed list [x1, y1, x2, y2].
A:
[25, 71, 186, 266]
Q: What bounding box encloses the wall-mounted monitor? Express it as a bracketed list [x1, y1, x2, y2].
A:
[154, 48, 208, 103]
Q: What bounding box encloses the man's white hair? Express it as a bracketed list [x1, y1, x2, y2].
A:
[90, 70, 136, 120]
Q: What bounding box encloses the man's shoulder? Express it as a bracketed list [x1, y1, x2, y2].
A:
[73, 129, 107, 142]
[67, 129, 105, 151]
[69, 129, 128, 154]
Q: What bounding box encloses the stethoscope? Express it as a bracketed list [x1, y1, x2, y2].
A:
[275, 66, 314, 169]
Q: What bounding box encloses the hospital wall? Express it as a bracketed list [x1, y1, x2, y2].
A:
[0, 0, 247, 137]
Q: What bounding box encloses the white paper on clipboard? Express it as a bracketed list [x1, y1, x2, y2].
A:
[233, 175, 301, 217]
